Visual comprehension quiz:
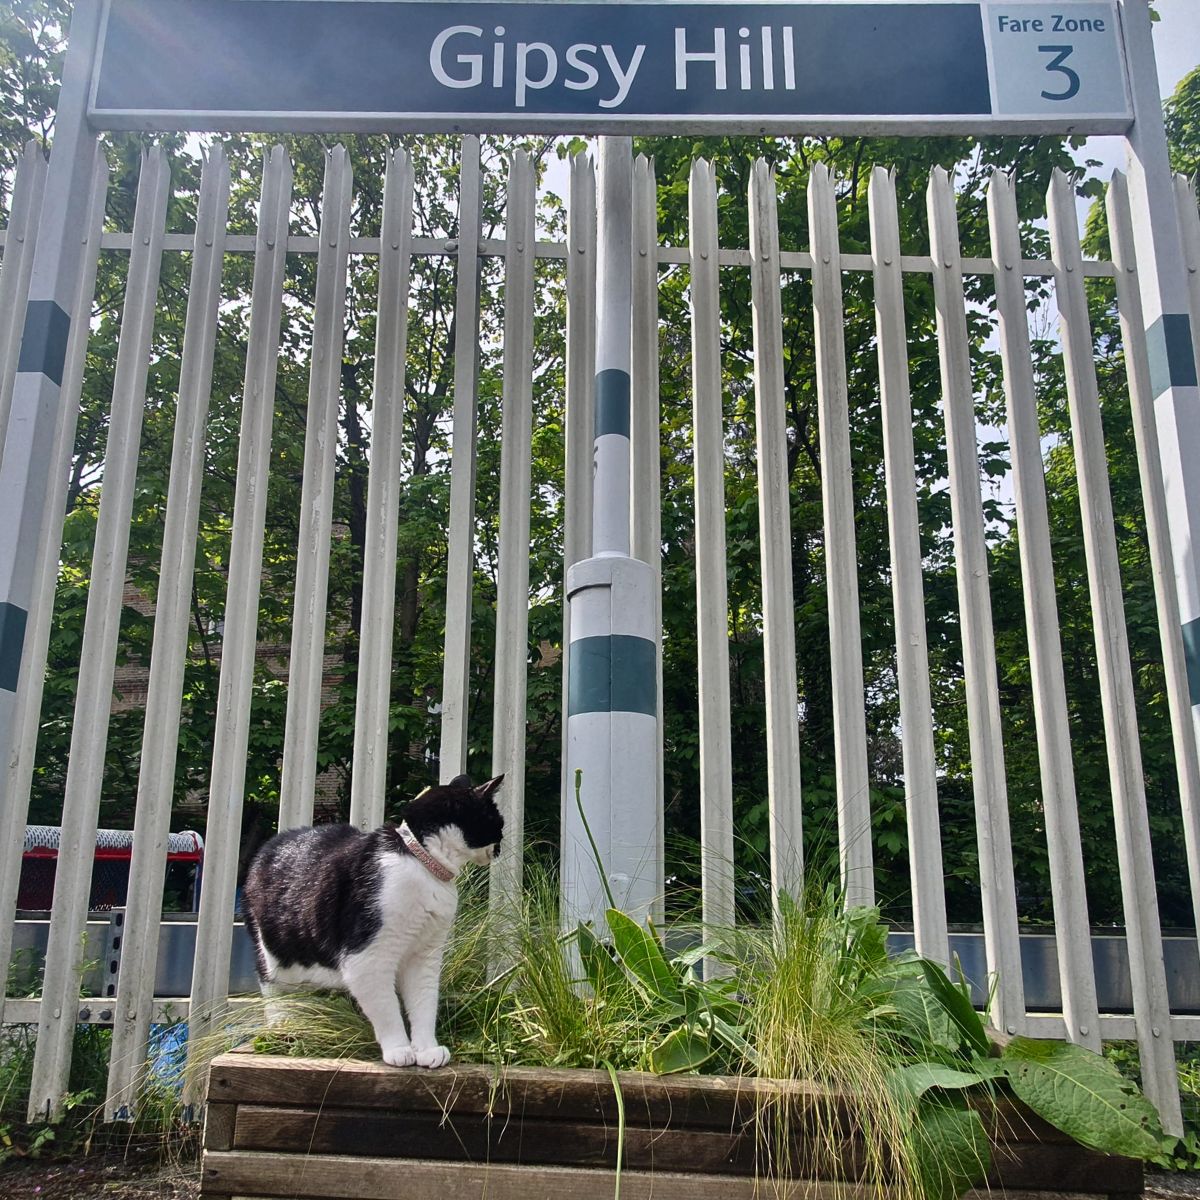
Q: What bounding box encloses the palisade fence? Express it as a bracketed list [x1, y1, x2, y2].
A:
[1, 133, 1200, 1131]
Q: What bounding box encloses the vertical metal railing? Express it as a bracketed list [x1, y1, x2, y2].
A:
[350, 149, 415, 832]
[688, 158, 736, 945]
[187, 147, 293, 1094]
[489, 151, 536, 920]
[868, 166, 944, 953]
[2, 149, 1198, 1126]
[106, 149, 231, 1117]
[748, 160, 804, 906]
[808, 164, 873, 912]
[28, 148, 172, 1118]
[987, 169, 1097, 1048]
[926, 168, 1026, 1036]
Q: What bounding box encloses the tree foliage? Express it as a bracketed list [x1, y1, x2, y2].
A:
[3, 9, 1199, 928]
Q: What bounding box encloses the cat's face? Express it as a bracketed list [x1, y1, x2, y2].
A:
[405, 774, 505, 867]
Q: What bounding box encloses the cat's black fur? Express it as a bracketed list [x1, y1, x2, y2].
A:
[241, 774, 504, 980]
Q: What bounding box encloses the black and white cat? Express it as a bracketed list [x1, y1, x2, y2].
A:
[241, 774, 504, 1069]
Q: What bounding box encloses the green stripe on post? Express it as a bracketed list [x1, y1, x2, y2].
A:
[0, 601, 29, 692]
[1183, 616, 1200, 707]
[1146, 314, 1198, 399]
[594, 369, 631, 438]
[568, 634, 657, 716]
[16, 300, 71, 387]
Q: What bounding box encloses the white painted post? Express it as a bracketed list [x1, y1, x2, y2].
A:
[278, 146, 353, 833]
[808, 164, 871, 907]
[867, 166, 944, 953]
[350, 149, 414, 832]
[28, 148, 172, 1121]
[631, 154, 666, 927]
[559, 153, 596, 885]
[490, 151, 536, 919]
[438, 137, 483, 782]
[0, 143, 48, 455]
[186, 149, 293, 1096]
[563, 137, 659, 928]
[1118, 4, 1200, 824]
[688, 158, 736, 944]
[106, 149, 231, 1118]
[926, 168, 1025, 1033]
[748, 160, 804, 906]
[0, 148, 107, 1028]
[1047, 167, 1181, 1133]
[0, 0, 102, 890]
[986, 169, 1097, 1049]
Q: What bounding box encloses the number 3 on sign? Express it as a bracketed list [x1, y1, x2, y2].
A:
[1039, 44, 1080, 100]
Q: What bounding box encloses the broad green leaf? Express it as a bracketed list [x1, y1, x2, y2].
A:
[918, 958, 990, 1057]
[999, 1037, 1165, 1160]
[888, 1063, 987, 1109]
[606, 909, 681, 1001]
[576, 922, 626, 996]
[911, 1099, 990, 1200]
[889, 976, 961, 1053]
[648, 1026, 715, 1074]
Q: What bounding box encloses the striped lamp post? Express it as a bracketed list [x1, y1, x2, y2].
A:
[562, 137, 660, 929]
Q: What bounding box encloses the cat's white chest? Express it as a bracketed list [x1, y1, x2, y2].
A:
[376, 853, 458, 940]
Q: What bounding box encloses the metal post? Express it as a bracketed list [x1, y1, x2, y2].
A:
[562, 137, 659, 928]
[0, 0, 101, 819]
[1115, 0, 1192, 1134]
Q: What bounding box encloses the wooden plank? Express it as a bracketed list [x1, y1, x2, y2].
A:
[229, 1104, 870, 1178]
[925, 167, 1025, 1035]
[227, 1101, 1136, 1192]
[204, 1102, 238, 1153]
[867, 165, 946, 956]
[206, 1057, 849, 1129]
[748, 159, 805, 903]
[808, 163, 873, 908]
[202, 1151, 880, 1200]
[689, 158, 736, 946]
[985, 168, 1094, 1047]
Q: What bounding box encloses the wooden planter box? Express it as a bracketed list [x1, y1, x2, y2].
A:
[201, 1050, 1144, 1200]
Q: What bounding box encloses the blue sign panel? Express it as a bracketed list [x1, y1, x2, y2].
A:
[88, 0, 1131, 134]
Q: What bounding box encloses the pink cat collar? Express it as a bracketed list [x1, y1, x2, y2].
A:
[398, 822, 454, 883]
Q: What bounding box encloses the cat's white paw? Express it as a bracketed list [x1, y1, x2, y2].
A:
[381, 1043, 416, 1067]
[413, 1045, 451, 1069]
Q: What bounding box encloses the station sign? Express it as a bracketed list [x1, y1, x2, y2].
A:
[88, 0, 1132, 135]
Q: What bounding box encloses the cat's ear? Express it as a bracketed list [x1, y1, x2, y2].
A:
[449, 774, 472, 789]
[474, 775, 504, 802]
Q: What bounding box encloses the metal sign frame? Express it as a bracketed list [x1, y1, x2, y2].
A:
[86, 0, 1133, 136]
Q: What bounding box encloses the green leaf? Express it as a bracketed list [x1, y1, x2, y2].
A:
[918, 958, 990, 1057]
[576, 922, 626, 996]
[999, 1037, 1166, 1160]
[888, 1063, 987, 1109]
[648, 1026, 716, 1074]
[911, 1099, 990, 1200]
[606, 909, 681, 1001]
[889, 975, 961, 1053]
